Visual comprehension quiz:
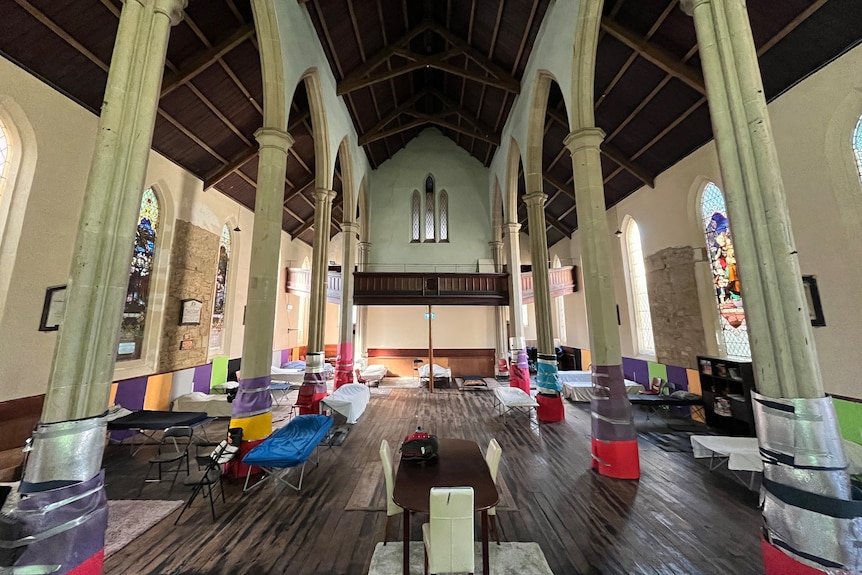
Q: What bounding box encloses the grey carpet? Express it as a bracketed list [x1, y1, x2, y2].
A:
[105, 499, 183, 558]
[367, 541, 554, 575]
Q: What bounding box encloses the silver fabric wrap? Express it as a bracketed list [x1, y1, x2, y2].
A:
[306, 352, 324, 374]
[754, 392, 860, 571]
[753, 392, 851, 498]
[25, 417, 106, 484]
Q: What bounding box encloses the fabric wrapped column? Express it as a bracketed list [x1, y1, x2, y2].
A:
[334, 221, 359, 389]
[298, 352, 328, 415]
[490, 240, 509, 379]
[503, 223, 529, 394]
[509, 336, 530, 395]
[682, 0, 856, 570]
[565, 127, 639, 479]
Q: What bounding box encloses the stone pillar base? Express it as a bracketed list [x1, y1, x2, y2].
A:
[591, 438, 640, 479]
[536, 393, 565, 422]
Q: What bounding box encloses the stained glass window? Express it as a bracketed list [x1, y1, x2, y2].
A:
[853, 114, 862, 183]
[701, 182, 751, 359]
[411, 190, 421, 242]
[0, 116, 10, 198]
[626, 220, 655, 354]
[118, 188, 159, 361]
[210, 224, 231, 350]
[439, 190, 449, 242]
[424, 175, 435, 241]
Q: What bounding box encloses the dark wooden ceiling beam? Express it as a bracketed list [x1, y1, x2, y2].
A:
[359, 89, 431, 145]
[543, 172, 576, 201]
[544, 211, 573, 237]
[601, 141, 655, 188]
[404, 112, 501, 145]
[360, 117, 428, 146]
[600, 17, 706, 94]
[284, 177, 315, 205]
[13, 0, 108, 71]
[429, 21, 520, 93]
[161, 25, 256, 96]
[428, 89, 497, 137]
[205, 148, 257, 190]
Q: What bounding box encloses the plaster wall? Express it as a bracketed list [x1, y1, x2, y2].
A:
[368, 128, 492, 267]
[366, 305, 496, 350]
[558, 43, 862, 398]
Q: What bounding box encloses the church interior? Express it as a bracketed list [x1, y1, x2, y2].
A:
[1, 0, 861, 573]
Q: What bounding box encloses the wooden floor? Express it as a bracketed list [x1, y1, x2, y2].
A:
[103, 384, 764, 575]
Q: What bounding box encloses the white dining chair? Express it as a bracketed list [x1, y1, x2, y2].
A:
[422, 486, 475, 575]
[485, 438, 503, 544]
[379, 439, 401, 544]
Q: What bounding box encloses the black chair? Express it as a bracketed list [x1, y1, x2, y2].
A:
[175, 427, 242, 524]
[141, 426, 193, 494]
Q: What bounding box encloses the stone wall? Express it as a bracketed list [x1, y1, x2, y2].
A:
[159, 220, 219, 372]
[645, 246, 707, 369]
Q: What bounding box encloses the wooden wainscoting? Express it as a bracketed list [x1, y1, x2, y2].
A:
[367, 348, 494, 378]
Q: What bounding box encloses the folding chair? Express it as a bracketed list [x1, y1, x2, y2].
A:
[174, 427, 242, 524]
[141, 426, 192, 494]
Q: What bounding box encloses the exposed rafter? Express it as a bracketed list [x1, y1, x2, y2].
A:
[358, 89, 431, 145]
[161, 25, 256, 96]
[600, 17, 706, 94]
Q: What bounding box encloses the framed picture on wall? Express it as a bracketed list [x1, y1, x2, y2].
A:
[39, 285, 67, 331]
[802, 275, 826, 327]
[179, 298, 203, 326]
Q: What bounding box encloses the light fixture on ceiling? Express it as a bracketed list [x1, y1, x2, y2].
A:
[233, 203, 241, 233]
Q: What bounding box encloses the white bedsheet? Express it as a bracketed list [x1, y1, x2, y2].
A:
[417, 364, 451, 378]
[321, 383, 371, 424]
[360, 364, 387, 384]
[172, 392, 233, 418]
[561, 380, 645, 402]
[690, 435, 762, 471]
[271, 366, 307, 384]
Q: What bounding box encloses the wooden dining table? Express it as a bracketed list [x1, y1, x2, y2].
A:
[392, 438, 499, 575]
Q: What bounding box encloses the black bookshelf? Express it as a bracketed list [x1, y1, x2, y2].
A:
[697, 355, 757, 436]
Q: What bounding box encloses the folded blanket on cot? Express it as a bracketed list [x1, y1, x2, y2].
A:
[243, 415, 333, 468]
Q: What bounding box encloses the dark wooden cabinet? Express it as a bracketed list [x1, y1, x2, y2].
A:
[697, 355, 757, 436]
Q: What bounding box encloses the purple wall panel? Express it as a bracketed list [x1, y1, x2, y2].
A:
[281, 348, 291, 365]
[113, 376, 148, 410]
[622, 357, 647, 384]
[194, 364, 213, 393]
[666, 365, 689, 391]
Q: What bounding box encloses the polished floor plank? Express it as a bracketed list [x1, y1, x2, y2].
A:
[104, 385, 763, 574]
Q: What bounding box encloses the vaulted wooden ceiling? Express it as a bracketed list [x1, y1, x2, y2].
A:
[1, 0, 860, 248]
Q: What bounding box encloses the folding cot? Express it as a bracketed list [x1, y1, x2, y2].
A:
[242, 414, 333, 492]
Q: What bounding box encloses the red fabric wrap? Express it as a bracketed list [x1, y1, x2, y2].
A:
[223, 438, 264, 479]
[590, 438, 640, 479]
[536, 393, 565, 422]
[67, 549, 103, 575]
[761, 538, 834, 575]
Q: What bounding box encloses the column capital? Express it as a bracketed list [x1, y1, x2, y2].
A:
[254, 127, 293, 152]
[153, 0, 188, 26]
[563, 127, 606, 154]
[522, 191, 548, 208]
[680, 0, 711, 16]
[340, 221, 360, 235]
[312, 188, 337, 203]
[503, 222, 521, 236]
[358, 241, 371, 250]
[489, 240, 504, 249]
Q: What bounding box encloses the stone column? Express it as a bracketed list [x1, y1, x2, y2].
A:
[334, 221, 359, 389]
[229, 128, 292, 443]
[683, 1, 853, 571]
[565, 127, 639, 479]
[503, 222, 529, 394]
[522, 192, 564, 422]
[298, 188, 335, 413]
[490, 241, 508, 378]
[356, 241, 371, 360]
[17, 1, 186, 572]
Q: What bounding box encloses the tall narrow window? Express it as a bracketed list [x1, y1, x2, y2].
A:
[626, 220, 655, 355]
[853, 114, 862, 183]
[424, 175, 435, 241]
[118, 188, 160, 361]
[553, 256, 566, 344]
[410, 190, 421, 242]
[0, 117, 10, 199]
[439, 190, 449, 242]
[701, 182, 751, 359]
[210, 224, 231, 351]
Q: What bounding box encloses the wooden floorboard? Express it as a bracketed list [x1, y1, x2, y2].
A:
[103, 386, 763, 575]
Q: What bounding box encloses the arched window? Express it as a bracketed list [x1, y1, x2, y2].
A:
[853, 114, 862, 183]
[439, 190, 449, 242]
[210, 224, 231, 351]
[0, 116, 10, 200]
[553, 256, 566, 344]
[701, 182, 751, 359]
[424, 175, 435, 242]
[118, 188, 160, 361]
[626, 219, 655, 355]
[410, 190, 421, 242]
[298, 256, 311, 340]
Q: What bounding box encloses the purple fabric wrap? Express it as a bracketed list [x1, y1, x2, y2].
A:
[232, 374, 273, 417]
[13, 470, 107, 574]
[590, 364, 637, 442]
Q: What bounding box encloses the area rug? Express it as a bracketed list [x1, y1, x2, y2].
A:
[367, 541, 554, 575]
[105, 499, 183, 558]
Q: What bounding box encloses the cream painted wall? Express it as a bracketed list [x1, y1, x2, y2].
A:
[368, 128, 492, 268]
[556, 44, 862, 398]
[366, 305, 496, 350]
